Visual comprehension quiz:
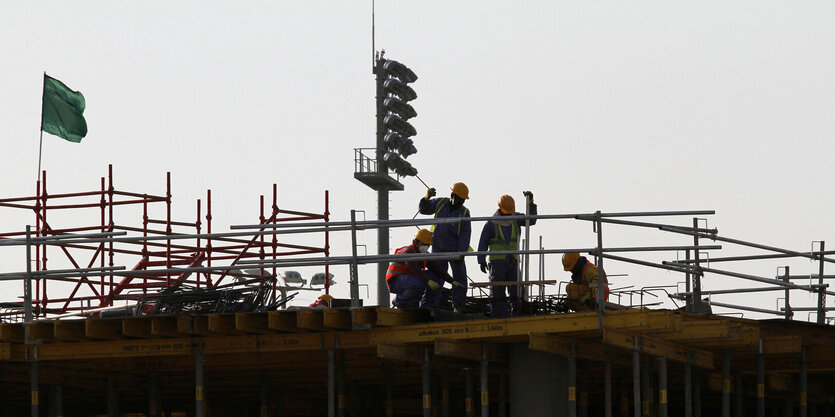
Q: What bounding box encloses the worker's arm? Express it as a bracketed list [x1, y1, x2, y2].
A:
[427, 260, 455, 284]
[520, 202, 538, 227]
[457, 208, 472, 254]
[476, 222, 493, 266]
[418, 197, 442, 215]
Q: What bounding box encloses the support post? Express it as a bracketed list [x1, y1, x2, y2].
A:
[620, 377, 629, 417]
[783, 266, 792, 320]
[568, 342, 577, 417]
[658, 357, 667, 417]
[596, 211, 607, 321]
[579, 363, 588, 417]
[385, 363, 394, 417]
[464, 368, 474, 417]
[338, 353, 346, 417]
[800, 347, 807, 417]
[684, 364, 692, 417]
[498, 371, 506, 417]
[694, 367, 702, 417]
[149, 371, 160, 417]
[722, 349, 731, 417]
[734, 373, 743, 417]
[641, 361, 650, 417]
[350, 210, 360, 307]
[817, 241, 826, 324]
[633, 339, 641, 417]
[423, 348, 431, 417]
[30, 361, 39, 417]
[481, 346, 489, 417]
[52, 384, 63, 417]
[195, 345, 204, 417]
[328, 350, 335, 417]
[107, 373, 117, 417]
[757, 340, 765, 417]
[442, 367, 450, 417]
[685, 249, 692, 312]
[605, 361, 613, 417]
[261, 374, 270, 417]
[692, 218, 702, 312]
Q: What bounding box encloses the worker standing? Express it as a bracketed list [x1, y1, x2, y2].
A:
[477, 192, 536, 318]
[419, 182, 471, 313]
[561, 252, 609, 312]
[386, 229, 457, 309]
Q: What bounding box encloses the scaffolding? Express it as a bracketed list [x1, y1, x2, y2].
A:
[0, 165, 330, 319]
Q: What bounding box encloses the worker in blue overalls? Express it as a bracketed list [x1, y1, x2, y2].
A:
[419, 182, 471, 313]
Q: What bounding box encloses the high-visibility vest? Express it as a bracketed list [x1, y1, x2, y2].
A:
[386, 245, 416, 282]
[487, 220, 519, 261]
[430, 199, 469, 235]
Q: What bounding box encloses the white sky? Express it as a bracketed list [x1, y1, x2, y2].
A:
[2, 1, 835, 319]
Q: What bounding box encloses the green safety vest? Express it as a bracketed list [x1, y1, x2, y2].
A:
[488, 220, 519, 261]
[430, 199, 469, 235]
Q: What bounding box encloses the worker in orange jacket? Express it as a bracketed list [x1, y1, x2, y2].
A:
[561, 252, 610, 312]
[386, 229, 458, 309]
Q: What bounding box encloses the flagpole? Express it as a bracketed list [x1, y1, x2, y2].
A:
[37, 72, 45, 181]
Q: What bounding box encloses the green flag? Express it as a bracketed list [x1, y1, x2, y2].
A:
[41, 74, 87, 143]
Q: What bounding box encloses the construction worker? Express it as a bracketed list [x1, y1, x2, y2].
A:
[386, 229, 458, 309]
[419, 182, 471, 313]
[561, 252, 610, 312]
[477, 192, 536, 318]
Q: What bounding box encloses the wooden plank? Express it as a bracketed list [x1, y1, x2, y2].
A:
[297, 310, 325, 331]
[352, 308, 376, 328]
[27, 322, 55, 342]
[53, 320, 87, 341]
[603, 327, 714, 369]
[377, 343, 426, 362]
[657, 320, 730, 342]
[375, 308, 430, 327]
[122, 318, 152, 338]
[151, 317, 181, 337]
[762, 336, 801, 354]
[323, 310, 352, 330]
[268, 311, 301, 332]
[0, 324, 23, 343]
[236, 313, 271, 334]
[208, 314, 237, 335]
[86, 320, 123, 340]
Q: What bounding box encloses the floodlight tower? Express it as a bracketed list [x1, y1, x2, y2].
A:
[354, 52, 419, 307]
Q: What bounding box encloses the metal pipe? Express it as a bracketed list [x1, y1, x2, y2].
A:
[722, 349, 731, 417]
[757, 340, 765, 417]
[673, 284, 821, 297]
[818, 241, 826, 324]
[328, 350, 335, 417]
[568, 342, 577, 417]
[693, 218, 702, 312]
[684, 363, 692, 417]
[700, 300, 784, 316]
[385, 363, 394, 417]
[422, 348, 431, 417]
[338, 353, 346, 417]
[25, 226, 33, 325]
[498, 371, 506, 417]
[596, 211, 606, 325]
[694, 366, 701, 417]
[377, 187, 390, 308]
[107, 372, 117, 417]
[668, 264, 835, 296]
[658, 357, 667, 417]
[481, 346, 489, 417]
[800, 347, 807, 417]
[195, 345, 205, 417]
[579, 363, 588, 417]
[349, 210, 360, 307]
[734, 373, 743, 417]
[30, 360, 38, 417]
[442, 367, 450, 417]
[641, 360, 649, 417]
[53, 383, 63, 417]
[605, 361, 613, 417]
[633, 339, 641, 417]
[783, 266, 792, 320]
[465, 368, 474, 417]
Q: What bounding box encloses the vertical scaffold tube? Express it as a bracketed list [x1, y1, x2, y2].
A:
[328, 350, 335, 417]
[108, 373, 117, 417]
[149, 371, 160, 417]
[800, 347, 807, 417]
[633, 341, 641, 417]
[605, 361, 613, 417]
[385, 363, 394, 417]
[684, 364, 692, 417]
[817, 242, 826, 324]
[423, 348, 431, 417]
[579, 362, 588, 417]
[195, 346, 204, 417]
[481, 346, 489, 417]
[53, 383, 63, 417]
[568, 342, 577, 417]
[757, 340, 765, 417]
[722, 349, 731, 417]
[338, 354, 346, 417]
[658, 357, 667, 417]
[465, 368, 474, 417]
[499, 371, 506, 417]
[641, 362, 649, 417]
[261, 374, 270, 417]
[694, 367, 702, 417]
[30, 360, 39, 417]
[442, 367, 450, 417]
[734, 373, 743, 417]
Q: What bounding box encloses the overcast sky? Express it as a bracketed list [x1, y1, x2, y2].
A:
[2, 1, 834, 318]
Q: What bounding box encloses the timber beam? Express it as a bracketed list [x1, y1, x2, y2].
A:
[433, 339, 503, 362]
[528, 333, 630, 365]
[377, 343, 426, 362]
[602, 327, 714, 369]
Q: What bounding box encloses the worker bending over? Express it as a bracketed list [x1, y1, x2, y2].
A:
[386, 229, 458, 309]
[561, 252, 610, 311]
[419, 182, 471, 313]
[477, 192, 536, 318]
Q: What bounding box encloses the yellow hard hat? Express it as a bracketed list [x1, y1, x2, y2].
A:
[415, 228, 433, 245]
[562, 252, 580, 271]
[497, 195, 515, 214]
[450, 182, 469, 200]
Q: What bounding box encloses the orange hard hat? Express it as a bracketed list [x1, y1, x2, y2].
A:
[562, 252, 580, 271]
[497, 195, 515, 214]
